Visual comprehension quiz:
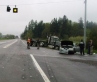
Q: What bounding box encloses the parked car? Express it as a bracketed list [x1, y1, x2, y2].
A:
[73, 43, 80, 53]
[59, 41, 75, 54]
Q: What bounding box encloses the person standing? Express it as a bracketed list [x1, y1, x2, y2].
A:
[90, 40, 93, 55]
[88, 40, 93, 55]
[79, 40, 85, 55]
[27, 37, 31, 49]
[37, 38, 40, 49]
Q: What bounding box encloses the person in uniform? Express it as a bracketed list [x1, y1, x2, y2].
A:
[79, 39, 85, 55]
[27, 37, 31, 49]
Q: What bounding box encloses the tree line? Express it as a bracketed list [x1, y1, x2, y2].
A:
[0, 33, 17, 39]
[21, 15, 97, 49]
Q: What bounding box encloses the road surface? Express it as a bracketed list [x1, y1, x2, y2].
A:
[0, 39, 97, 82]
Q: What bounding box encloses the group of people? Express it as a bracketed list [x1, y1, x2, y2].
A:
[27, 37, 93, 54]
[27, 37, 40, 49]
[79, 39, 93, 55]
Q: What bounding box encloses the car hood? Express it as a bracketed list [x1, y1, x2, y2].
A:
[61, 41, 73, 46]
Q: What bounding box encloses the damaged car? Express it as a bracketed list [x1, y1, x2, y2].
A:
[59, 41, 75, 54]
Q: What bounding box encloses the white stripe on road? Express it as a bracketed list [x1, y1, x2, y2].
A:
[21, 40, 26, 46]
[30, 54, 50, 82]
[0, 40, 12, 44]
[0, 42, 6, 44]
[3, 40, 17, 48]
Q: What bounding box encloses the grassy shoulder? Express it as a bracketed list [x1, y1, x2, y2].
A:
[0, 38, 14, 41]
[84, 49, 97, 54]
[93, 50, 97, 53]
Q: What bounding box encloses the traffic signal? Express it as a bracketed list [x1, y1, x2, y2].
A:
[13, 8, 18, 13]
[7, 6, 11, 12]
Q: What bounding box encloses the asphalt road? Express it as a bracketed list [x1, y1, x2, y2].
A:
[0, 39, 97, 82]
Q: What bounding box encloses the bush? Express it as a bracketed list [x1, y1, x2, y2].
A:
[87, 27, 97, 49]
[69, 36, 84, 42]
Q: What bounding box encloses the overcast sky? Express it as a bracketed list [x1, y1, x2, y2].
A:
[0, 0, 96, 36]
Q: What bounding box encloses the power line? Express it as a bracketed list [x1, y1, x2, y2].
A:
[0, 0, 84, 6]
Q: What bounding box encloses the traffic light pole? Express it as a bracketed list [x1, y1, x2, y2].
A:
[84, 0, 87, 49]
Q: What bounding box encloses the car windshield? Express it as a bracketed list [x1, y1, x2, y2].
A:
[54, 38, 59, 41]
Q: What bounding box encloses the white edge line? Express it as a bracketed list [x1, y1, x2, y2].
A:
[0, 42, 6, 44]
[3, 40, 17, 48]
[21, 40, 26, 46]
[30, 54, 50, 82]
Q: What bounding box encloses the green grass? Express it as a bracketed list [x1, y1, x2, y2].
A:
[85, 49, 97, 54]
[0, 38, 14, 41]
[93, 50, 97, 53]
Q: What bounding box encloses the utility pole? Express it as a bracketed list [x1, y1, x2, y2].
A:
[84, 0, 87, 49]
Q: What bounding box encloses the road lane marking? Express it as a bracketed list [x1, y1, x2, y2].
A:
[3, 40, 17, 48]
[21, 40, 26, 46]
[0, 40, 13, 44]
[30, 54, 50, 82]
[0, 42, 6, 44]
